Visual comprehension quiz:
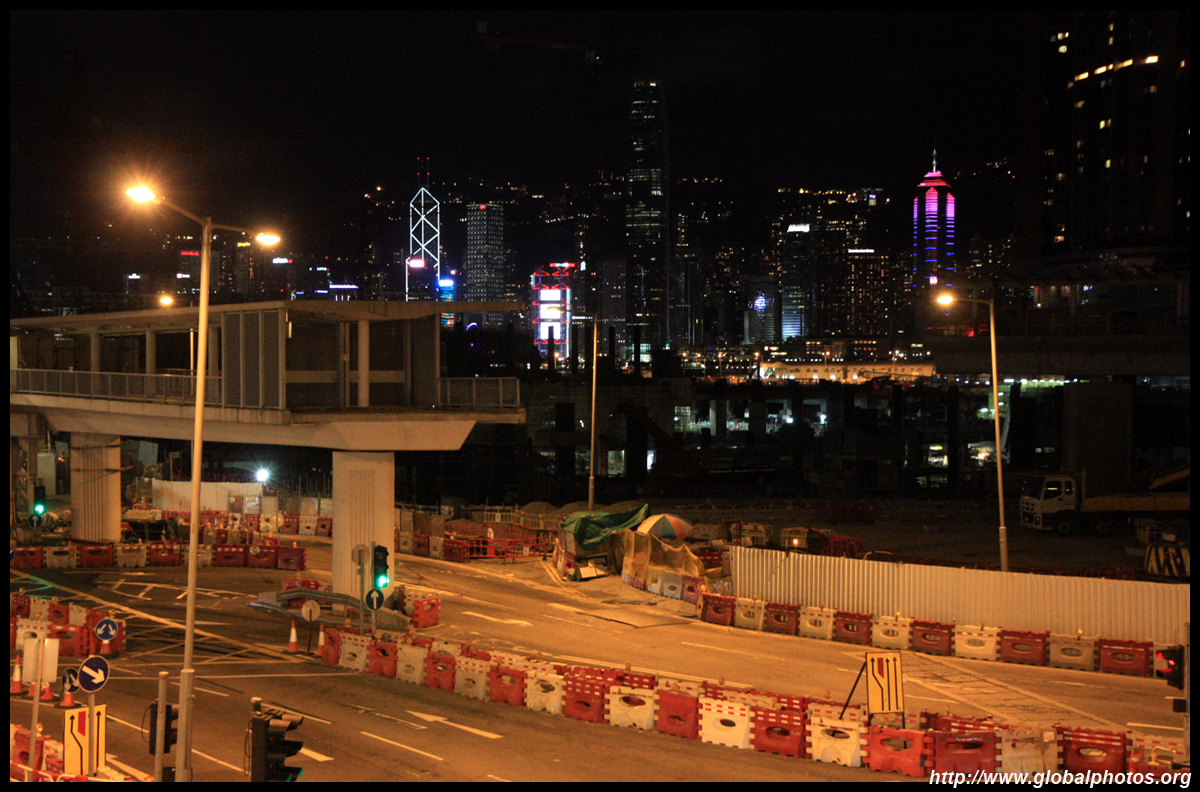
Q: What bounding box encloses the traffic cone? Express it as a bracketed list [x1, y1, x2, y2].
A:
[59, 687, 76, 708]
[40, 682, 55, 702]
[317, 623, 326, 658]
[10, 654, 23, 695]
[287, 620, 299, 654]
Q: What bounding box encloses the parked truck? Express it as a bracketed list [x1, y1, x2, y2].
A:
[1019, 461, 1190, 536]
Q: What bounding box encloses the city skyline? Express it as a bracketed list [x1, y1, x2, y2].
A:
[10, 12, 1034, 244]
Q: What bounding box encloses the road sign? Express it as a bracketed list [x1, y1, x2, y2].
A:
[62, 704, 106, 776]
[365, 588, 385, 611]
[28, 513, 44, 528]
[865, 651, 905, 714]
[351, 543, 369, 567]
[301, 599, 321, 622]
[93, 618, 119, 643]
[78, 655, 110, 693]
[62, 668, 80, 694]
[23, 636, 59, 685]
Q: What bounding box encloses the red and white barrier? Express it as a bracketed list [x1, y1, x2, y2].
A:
[699, 697, 752, 749]
[808, 716, 866, 767]
[608, 686, 658, 730]
[953, 625, 1000, 661]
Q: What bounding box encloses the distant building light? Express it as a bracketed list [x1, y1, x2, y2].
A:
[272, 257, 291, 264]
[329, 284, 358, 289]
[787, 224, 810, 233]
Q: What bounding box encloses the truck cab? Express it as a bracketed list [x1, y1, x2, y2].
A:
[1019, 474, 1078, 533]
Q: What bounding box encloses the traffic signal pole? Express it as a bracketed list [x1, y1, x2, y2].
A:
[154, 672, 168, 782]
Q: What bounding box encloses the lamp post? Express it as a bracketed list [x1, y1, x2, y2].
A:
[937, 292, 1009, 573]
[127, 187, 279, 780]
[588, 316, 598, 510]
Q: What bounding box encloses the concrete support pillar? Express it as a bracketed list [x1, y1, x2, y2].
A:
[9, 413, 46, 518]
[145, 331, 157, 376]
[711, 400, 728, 439]
[358, 319, 370, 408]
[70, 433, 122, 543]
[89, 332, 101, 372]
[331, 451, 395, 598]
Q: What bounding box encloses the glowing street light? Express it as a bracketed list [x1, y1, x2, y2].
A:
[127, 185, 279, 780]
[937, 291, 1008, 572]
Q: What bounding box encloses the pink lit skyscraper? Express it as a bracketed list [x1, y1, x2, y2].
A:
[911, 152, 956, 296]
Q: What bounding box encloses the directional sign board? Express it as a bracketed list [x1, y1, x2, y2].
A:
[93, 618, 119, 644]
[61, 668, 81, 694]
[351, 543, 369, 568]
[28, 513, 44, 529]
[865, 651, 905, 714]
[62, 704, 106, 776]
[365, 588, 385, 611]
[78, 655, 110, 694]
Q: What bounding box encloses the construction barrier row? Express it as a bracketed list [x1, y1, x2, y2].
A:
[10, 593, 128, 658]
[608, 565, 1172, 681]
[393, 526, 553, 563]
[151, 509, 332, 536]
[10, 542, 307, 573]
[305, 626, 1187, 778]
[686, 591, 1173, 678]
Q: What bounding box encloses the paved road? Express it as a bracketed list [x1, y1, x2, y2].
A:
[8, 538, 1186, 781]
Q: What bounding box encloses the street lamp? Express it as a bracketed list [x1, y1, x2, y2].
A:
[937, 292, 1008, 572]
[127, 186, 279, 781]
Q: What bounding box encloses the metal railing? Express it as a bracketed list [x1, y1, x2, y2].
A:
[13, 368, 522, 411]
[438, 377, 521, 409]
[10, 368, 222, 406]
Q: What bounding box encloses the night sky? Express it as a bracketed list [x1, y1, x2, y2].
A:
[10, 11, 1036, 246]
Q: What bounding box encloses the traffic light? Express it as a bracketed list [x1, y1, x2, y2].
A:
[1155, 645, 1185, 690]
[251, 710, 304, 782]
[148, 702, 179, 755]
[33, 484, 46, 516]
[372, 543, 390, 590]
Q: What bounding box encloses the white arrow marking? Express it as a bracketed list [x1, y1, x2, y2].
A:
[406, 710, 503, 739]
[461, 611, 532, 627]
[83, 665, 106, 685]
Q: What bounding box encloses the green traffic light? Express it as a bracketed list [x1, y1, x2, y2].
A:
[375, 574, 390, 589]
[34, 503, 45, 515]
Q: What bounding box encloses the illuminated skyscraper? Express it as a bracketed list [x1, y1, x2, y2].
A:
[407, 162, 440, 301]
[912, 152, 956, 296]
[625, 80, 670, 356]
[464, 203, 505, 324]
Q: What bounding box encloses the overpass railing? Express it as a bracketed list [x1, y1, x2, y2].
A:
[13, 369, 522, 410]
[10, 368, 222, 406]
[438, 377, 521, 409]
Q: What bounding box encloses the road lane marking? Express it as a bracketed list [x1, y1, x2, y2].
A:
[1127, 722, 1184, 731]
[680, 641, 790, 662]
[360, 731, 444, 762]
[406, 710, 503, 739]
[194, 748, 243, 772]
[461, 611, 532, 627]
[300, 747, 335, 761]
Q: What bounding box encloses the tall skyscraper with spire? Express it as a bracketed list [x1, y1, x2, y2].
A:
[407, 158, 440, 301]
[912, 151, 957, 295]
[625, 80, 670, 356]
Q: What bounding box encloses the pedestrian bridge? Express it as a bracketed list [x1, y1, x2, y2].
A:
[10, 300, 526, 596]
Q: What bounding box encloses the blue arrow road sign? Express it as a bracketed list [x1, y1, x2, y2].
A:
[365, 588, 384, 611]
[61, 668, 80, 694]
[94, 618, 119, 643]
[78, 655, 109, 693]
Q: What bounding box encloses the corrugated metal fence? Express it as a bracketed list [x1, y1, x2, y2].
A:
[729, 546, 1190, 645]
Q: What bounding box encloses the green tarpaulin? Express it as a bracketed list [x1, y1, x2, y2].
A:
[560, 504, 650, 550]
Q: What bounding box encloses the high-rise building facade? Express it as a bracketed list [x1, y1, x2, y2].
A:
[625, 80, 670, 355]
[911, 155, 957, 295]
[464, 203, 505, 323]
[407, 185, 440, 301]
[1034, 11, 1189, 254]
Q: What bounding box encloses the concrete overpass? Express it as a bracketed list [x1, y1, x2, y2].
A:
[10, 300, 525, 595]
